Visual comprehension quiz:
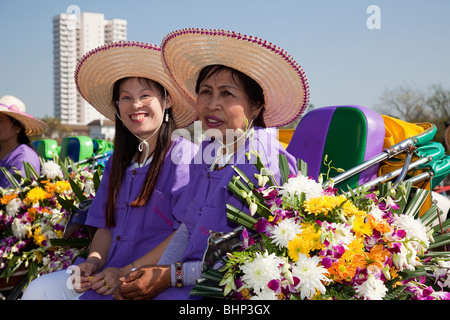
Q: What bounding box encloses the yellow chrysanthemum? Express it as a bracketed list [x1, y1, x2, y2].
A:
[341, 201, 365, 217]
[26, 187, 48, 204]
[55, 181, 71, 194]
[340, 237, 365, 262]
[287, 223, 324, 261]
[1, 193, 18, 205]
[304, 195, 348, 216]
[34, 251, 43, 263]
[33, 227, 47, 247]
[352, 214, 373, 237]
[287, 235, 304, 262]
[56, 229, 64, 239]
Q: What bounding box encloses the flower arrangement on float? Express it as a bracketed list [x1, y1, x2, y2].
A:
[192, 150, 450, 300]
[0, 158, 101, 284]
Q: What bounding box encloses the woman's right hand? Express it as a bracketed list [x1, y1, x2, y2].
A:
[73, 259, 100, 293]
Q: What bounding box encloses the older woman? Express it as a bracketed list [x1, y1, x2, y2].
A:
[114, 29, 310, 300]
[0, 95, 47, 188]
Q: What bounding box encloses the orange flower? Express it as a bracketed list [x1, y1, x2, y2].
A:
[352, 244, 390, 272]
[27, 207, 38, 221]
[44, 181, 57, 194]
[368, 215, 391, 234]
[1, 193, 17, 205]
[328, 259, 357, 283]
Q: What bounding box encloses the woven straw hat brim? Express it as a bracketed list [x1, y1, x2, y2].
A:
[75, 41, 198, 128]
[0, 105, 47, 136]
[161, 28, 310, 128]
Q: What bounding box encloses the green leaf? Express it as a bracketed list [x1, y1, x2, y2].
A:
[68, 179, 87, 202]
[422, 251, 450, 258]
[279, 154, 290, 185]
[190, 283, 224, 298]
[432, 218, 450, 234]
[428, 232, 450, 250]
[419, 204, 439, 226]
[0, 167, 21, 189]
[199, 269, 225, 283]
[93, 167, 102, 192]
[57, 195, 78, 212]
[58, 158, 71, 179]
[226, 204, 258, 230]
[23, 161, 39, 181]
[402, 187, 430, 217]
[231, 166, 256, 190]
[400, 268, 427, 280]
[297, 158, 308, 176]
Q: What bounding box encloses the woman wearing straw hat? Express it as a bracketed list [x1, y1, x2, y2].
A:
[114, 28, 309, 300]
[0, 95, 47, 188]
[22, 41, 198, 300]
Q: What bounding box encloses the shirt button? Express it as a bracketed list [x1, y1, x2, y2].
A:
[116, 236, 121, 241]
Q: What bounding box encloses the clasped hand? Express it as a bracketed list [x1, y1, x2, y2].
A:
[73, 261, 124, 296]
[113, 264, 171, 300]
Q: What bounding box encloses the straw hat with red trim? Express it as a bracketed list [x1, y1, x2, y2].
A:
[161, 28, 310, 128]
[0, 95, 48, 136]
[74, 41, 198, 128]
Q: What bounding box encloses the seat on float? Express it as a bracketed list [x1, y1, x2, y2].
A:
[33, 139, 60, 161]
[286, 105, 385, 192]
[59, 136, 94, 163]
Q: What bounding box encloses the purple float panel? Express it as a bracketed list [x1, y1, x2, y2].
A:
[286, 106, 336, 180]
[287, 105, 385, 186]
[351, 105, 386, 185]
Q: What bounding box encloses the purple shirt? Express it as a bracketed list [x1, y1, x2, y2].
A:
[154, 127, 298, 300]
[0, 144, 40, 188]
[80, 136, 198, 300]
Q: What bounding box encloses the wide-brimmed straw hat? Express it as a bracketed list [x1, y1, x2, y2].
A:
[74, 41, 198, 128]
[0, 95, 48, 136]
[161, 28, 310, 127]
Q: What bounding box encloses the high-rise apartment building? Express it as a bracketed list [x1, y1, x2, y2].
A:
[53, 12, 127, 125]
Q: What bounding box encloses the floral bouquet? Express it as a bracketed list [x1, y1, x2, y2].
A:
[192, 153, 450, 300]
[0, 157, 101, 286]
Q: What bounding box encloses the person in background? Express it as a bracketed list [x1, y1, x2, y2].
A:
[0, 95, 47, 188]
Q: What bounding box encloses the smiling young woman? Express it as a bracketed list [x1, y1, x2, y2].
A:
[21, 41, 198, 300]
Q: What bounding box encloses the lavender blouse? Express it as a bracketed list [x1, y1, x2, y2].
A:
[154, 127, 298, 300]
[0, 144, 40, 188]
[79, 136, 198, 300]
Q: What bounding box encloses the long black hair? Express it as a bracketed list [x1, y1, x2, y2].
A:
[105, 77, 175, 227]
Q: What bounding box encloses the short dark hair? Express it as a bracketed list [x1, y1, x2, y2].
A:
[195, 65, 266, 128]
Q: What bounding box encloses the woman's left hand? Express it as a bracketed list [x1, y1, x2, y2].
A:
[89, 267, 123, 296]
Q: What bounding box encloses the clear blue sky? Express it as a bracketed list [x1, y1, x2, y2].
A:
[1, 0, 449, 119]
